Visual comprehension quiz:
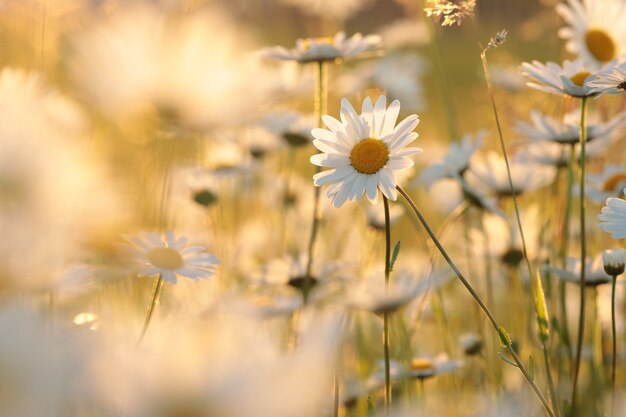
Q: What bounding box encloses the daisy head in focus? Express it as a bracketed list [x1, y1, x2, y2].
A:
[310, 96, 421, 207]
[520, 58, 597, 98]
[122, 231, 219, 284]
[259, 31, 381, 64]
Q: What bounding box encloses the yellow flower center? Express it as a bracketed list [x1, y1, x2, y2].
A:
[350, 138, 389, 175]
[301, 37, 335, 51]
[569, 71, 591, 87]
[410, 358, 434, 371]
[148, 247, 184, 270]
[585, 29, 617, 62]
[602, 173, 626, 192]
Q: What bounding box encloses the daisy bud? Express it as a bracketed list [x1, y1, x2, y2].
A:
[603, 249, 625, 276]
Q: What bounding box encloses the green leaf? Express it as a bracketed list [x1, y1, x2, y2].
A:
[528, 354, 536, 382]
[390, 241, 401, 271]
[498, 352, 519, 368]
[534, 271, 550, 342]
[498, 326, 512, 347]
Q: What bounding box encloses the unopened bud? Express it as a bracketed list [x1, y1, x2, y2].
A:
[603, 249, 625, 276]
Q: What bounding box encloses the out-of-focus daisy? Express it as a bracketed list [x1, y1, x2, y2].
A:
[123, 231, 219, 284]
[364, 199, 404, 231]
[520, 59, 596, 97]
[468, 151, 556, 197]
[406, 353, 463, 379]
[348, 270, 431, 315]
[599, 189, 626, 239]
[515, 135, 610, 168]
[251, 254, 350, 300]
[418, 131, 486, 189]
[311, 96, 421, 207]
[545, 256, 612, 286]
[460, 333, 483, 355]
[71, 4, 272, 131]
[260, 31, 381, 64]
[470, 205, 544, 266]
[278, 0, 373, 20]
[260, 111, 315, 148]
[339, 54, 428, 111]
[514, 109, 626, 145]
[378, 18, 431, 50]
[556, 0, 626, 68]
[586, 165, 626, 202]
[588, 61, 626, 97]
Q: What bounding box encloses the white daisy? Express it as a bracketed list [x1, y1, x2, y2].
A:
[586, 164, 626, 202]
[339, 54, 428, 111]
[603, 249, 625, 276]
[520, 59, 596, 97]
[347, 271, 429, 315]
[123, 231, 219, 284]
[405, 354, 463, 380]
[545, 256, 612, 286]
[514, 109, 626, 145]
[556, 0, 626, 68]
[599, 188, 626, 239]
[259, 31, 381, 64]
[418, 131, 486, 189]
[260, 111, 315, 148]
[467, 151, 556, 197]
[310, 96, 421, 207]
[588, 61, 626, 97]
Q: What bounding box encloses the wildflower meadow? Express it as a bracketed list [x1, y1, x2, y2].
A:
[1, 0, 626, 416]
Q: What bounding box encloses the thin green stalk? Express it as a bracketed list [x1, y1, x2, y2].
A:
[559, 144, 577, 364]
[571, 96, 589, 414]
[611, 274, 618, 417]
[542, 339, 561, 417]
[396, 185, 556, 417]
[479, 50, 533, 289]
[383, 196, 392, 412]
[137, 274, 164, 345]
[304, 60, 328, 296]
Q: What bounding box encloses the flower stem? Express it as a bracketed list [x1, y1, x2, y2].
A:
[137, 274, 164, 345]
[479, 49, 533, 290]
[304, 60, 328, 289]
[559, 143, 577, 364]
[396, 185, 556, 417]
[383, 195, 392, 413]
[611, 273, 618, 417]
[571, 96, 588, 414]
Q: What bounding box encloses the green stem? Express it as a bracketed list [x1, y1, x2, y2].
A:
[542, 340, 561, 417]
[559, 144, 577, 364]
[396, 185, 556, 417]
[479, 50, 533, 290]
[611, 274, 618, 417]
[571, 96, 588, 414]
[304, 60, 328, 297]
[383, 196, 392, 412]
[137, 274, 164, 345]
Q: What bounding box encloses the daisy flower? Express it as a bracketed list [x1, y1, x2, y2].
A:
[599, 189, 626, 239]
[418, 131, 486, 189]
[588, 61, 626, 97]
[556, 0, 626, 68]
[310, 96, 421, 207]
[603, 249, 625, 276]
[347, 271, 428, 315]
[259, 31, 381, 64]
[123, 231, 219, 284]
[468, 151, 556, 197]
[514, 109, 626, 145]
[545, 256, 612, 287]
[520, 59, 596, 97]
[586, 164, 626, 202]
